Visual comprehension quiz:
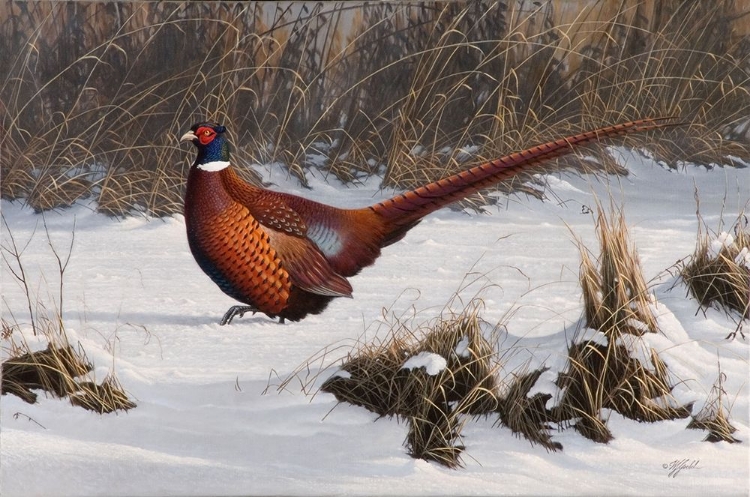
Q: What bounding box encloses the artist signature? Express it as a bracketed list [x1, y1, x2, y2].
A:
[662, 459, 701, 478]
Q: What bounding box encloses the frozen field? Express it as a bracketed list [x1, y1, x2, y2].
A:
[1, 148, 748, 496]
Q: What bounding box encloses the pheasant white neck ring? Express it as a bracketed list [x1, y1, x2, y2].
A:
[197, 160, 230, 172]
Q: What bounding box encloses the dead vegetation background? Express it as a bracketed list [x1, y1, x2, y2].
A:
[1, 1, 749, 216]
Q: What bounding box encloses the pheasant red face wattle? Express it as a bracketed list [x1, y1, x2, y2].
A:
[196, 126, 218, 145]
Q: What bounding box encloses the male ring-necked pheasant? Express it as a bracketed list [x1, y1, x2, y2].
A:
[181, 118, 671, 324]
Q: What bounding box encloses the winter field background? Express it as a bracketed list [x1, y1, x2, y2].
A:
[2, 150, 748, 496]
[2, 1, 750, 496]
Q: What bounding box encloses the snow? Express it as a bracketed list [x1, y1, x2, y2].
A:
[574, 327, 610, 347]
[454, 335, 471, 358]
[737, 246, 750, 267]
[711, 232, 736, 256]
[1, 149, 748, 496]
[401, 352, 448, 375]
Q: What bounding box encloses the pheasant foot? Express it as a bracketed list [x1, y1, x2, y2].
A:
[220, 305, 258, 325]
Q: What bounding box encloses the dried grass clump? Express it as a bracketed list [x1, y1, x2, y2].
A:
[320, 336, 412, 418]
[1, 321, 92, 404]
[553, 339, 691, 443]
[580, 206, 658, 336]
[1, 218, 135, 414]
[680, 214, 750, 338]
[321, 302, 500, 467]
[321, 299, 562, 465]
[1, 317, 135, 414]
[687, 371, 741, 444]
[553, 206, 691, 442]
[404, 374, 467, 469]
[496, 368, 560, 451]
[71, 375, 136, 414]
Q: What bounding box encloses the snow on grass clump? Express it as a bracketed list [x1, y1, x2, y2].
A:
[680, 212, 749, 339]
[401, 351, 447, 375]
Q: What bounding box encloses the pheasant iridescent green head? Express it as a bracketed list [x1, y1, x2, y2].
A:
[180, 122, 230, 171]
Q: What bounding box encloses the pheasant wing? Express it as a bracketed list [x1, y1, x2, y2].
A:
[266, 228, 353, 298]
[222, 170, 379, 279]
[234, 192, 352, 296]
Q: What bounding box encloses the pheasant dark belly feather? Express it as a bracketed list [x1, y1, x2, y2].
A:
[180, 118, 675, 324]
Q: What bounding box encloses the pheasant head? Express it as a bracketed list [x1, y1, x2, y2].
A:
[180, 122, 230, 171]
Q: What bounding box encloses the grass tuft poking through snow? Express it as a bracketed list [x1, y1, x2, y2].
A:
[1, 219, 134, 414]
[680, 212, 750, 339]
[495, 367, 561, 452]
[1, 316, 135, 415]
[321, 295, 566, 466]
[552, 205, 692, 443]
[322, 300, 501, 467]
[688, 366, 741, 444]
[2, 320, 92, 405]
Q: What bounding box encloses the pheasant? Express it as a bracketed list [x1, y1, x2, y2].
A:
[180, 118, 672, 324]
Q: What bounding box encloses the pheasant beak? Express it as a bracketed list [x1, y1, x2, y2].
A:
[180, 130, 197, 143]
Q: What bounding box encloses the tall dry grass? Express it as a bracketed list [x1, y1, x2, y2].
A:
[553, 205, 692, 442]
[1, 216, 135, 413]
[1, 1, 749, 216]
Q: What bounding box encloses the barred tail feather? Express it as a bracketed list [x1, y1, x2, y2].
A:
[369, 118, 675, 239]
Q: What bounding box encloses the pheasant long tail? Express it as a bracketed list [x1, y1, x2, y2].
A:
[370, 118, 674, 238]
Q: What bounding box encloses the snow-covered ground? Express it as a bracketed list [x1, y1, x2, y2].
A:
[1, 148, 748, 496]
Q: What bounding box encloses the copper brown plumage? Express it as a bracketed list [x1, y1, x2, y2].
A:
[180, 118, 674, 324]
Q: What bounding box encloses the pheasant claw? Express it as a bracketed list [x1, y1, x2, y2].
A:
[220, 305, 258, 326]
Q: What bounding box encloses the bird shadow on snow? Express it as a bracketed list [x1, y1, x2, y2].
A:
[71, 309, 273, 328]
